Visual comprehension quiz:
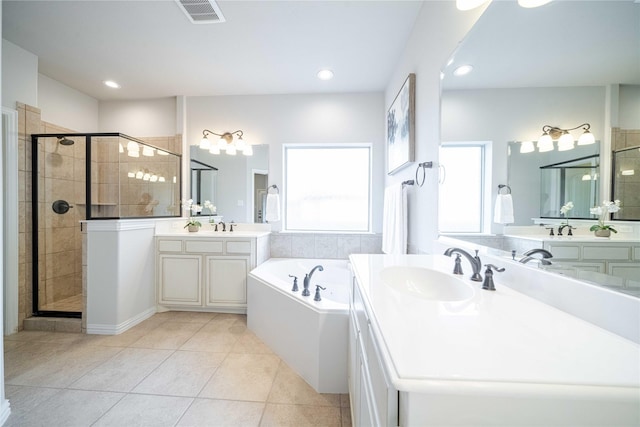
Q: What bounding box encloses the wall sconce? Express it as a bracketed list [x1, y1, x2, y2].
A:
[199, 129, 253, 156]
[537, 123, 595, 152]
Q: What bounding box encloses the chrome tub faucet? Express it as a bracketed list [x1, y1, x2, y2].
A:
[303, 265, 324, 296]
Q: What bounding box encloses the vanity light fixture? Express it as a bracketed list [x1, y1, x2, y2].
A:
[126, 141, 140, 158]
[537, 123, 594, 152]
[200, 129, 253, 156]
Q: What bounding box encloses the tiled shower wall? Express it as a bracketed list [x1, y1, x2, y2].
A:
[612, 128, 640, 219]
[15, 101, 182, 330]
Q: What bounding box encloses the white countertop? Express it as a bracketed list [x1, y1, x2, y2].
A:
[504, 234, 639, 243]
[155, 230, 271, 238]
[349, 254, 640, 396]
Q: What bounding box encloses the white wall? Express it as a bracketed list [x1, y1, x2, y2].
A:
[383, 2, 487, 254]
[1, 39, 37, 109]
[186, 93, 385, 231]
[99, 97, 177, 137]
[442, 86, 606, 232]
[619, 84, 640, 129]
[38, 74, 99, 132]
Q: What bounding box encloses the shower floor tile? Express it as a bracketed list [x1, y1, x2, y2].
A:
[3, 312, 352, 427]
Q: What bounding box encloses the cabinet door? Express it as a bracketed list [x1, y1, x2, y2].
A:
[205, 256, 249, 306]
[158, 254, 202, 306]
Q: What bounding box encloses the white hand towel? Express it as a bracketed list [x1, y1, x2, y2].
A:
[382, 184, 407, 255]
[265, 193, 281, 222]
[494, 194, 514, 224]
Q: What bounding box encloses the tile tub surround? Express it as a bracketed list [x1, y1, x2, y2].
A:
[3, 311, 351, 427]
[270, 232, 383, 259]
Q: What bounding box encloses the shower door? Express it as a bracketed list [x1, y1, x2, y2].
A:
[32, 135, 85, 317]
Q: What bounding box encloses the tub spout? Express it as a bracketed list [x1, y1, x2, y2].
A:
[303, 265, 324, 297]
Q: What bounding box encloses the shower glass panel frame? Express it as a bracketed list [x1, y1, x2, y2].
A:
[31, 133, 182, 318]
[539, 154, 599, 219]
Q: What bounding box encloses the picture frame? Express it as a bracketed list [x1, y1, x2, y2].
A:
[387, 73, 415, 175]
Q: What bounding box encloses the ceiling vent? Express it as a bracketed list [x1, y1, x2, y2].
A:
[175, 0, 226, 24]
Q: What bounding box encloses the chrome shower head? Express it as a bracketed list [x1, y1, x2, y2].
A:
[57, 136, 74, 146]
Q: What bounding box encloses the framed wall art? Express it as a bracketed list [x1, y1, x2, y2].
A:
[387, 73, 415, 175]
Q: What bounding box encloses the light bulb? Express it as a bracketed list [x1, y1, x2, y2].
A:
[557, 131, 575, 151]
[135, 171, 144, 179]
[235, 136, 246, 151]
[209, 145, 221, 155]
[226, 144, 237, 155]
[199, 136, 211, 150]
[143, 173, 151, 181]
[577, 129, 595, 145]
[150, 174, 158, 182]
[159, 176, 166, 182]
[582, 174, 592, 181]
[142, 146, 155, 157]
[621, 169, 635, 176]
[243, 144, 253, 156]
[127, 172, 135, 178]
[520, 141, 535, 153]
[119, 143, 124, 153]
[157, 149, 169, 156]
[537, 133, 554, 152]
[218, 138, 227, 150]
[126, 141, 139, 152]
[128, 150, 139, 158]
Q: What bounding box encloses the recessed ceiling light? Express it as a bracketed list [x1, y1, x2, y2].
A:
[317, 69, 334, 81]
[518, 0, 553, 8]
[103, 80, 120, 89]
[453, 65, 473, 76]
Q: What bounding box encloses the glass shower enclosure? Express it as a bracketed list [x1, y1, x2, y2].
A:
[31, 133, 181, 318]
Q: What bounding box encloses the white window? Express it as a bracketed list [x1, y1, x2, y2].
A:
[284, 144, 372, 232]
[439, 144, 489, 233]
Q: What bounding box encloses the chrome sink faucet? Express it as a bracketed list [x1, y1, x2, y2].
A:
[443, 248, 482, 282]
[519, 248, 553, 265]
[302, 265, 324, 296]
[557, 224, 574, 236]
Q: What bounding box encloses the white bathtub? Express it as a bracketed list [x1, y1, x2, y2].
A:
[247, 258, 350, 393]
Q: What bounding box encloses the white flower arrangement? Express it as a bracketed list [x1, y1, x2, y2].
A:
[182, 199, 203, 228]
[589, 200, 621, 233]
[559, 201, 574, 233]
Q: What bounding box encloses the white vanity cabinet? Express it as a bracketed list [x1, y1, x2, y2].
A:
[156, 233, 269, 312]
[543, 240, 640, 281]
[349, 275, 398, 427]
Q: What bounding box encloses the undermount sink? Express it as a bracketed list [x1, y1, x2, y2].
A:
[380, 266, 474, 301]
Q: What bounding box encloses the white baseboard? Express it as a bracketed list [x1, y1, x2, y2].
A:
[86, 307, 156, 335]
[0, 399, 11, 425]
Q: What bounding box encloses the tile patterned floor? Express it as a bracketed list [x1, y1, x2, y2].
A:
[3, 312, 351, 426]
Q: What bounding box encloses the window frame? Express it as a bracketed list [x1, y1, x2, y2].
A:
[282, 143, 373, 233]
[439, 141, 492, 234]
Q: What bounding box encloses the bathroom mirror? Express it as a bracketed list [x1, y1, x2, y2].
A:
[189, 145, 269, 223]
[439, 1, 639, 296]
[507, 141, 600, 225]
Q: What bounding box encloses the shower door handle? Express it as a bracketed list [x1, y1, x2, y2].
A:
[52, 200, 74, 215]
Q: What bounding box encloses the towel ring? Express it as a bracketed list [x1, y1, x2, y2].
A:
[498, 184, 511, 194]
[268, 184, 279, 194]
[415, 161, 433, 187]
